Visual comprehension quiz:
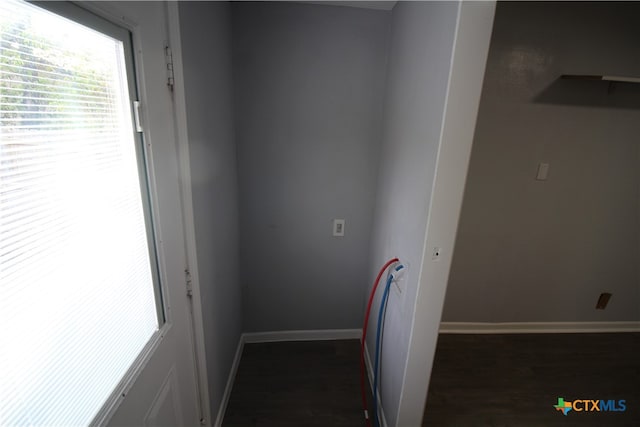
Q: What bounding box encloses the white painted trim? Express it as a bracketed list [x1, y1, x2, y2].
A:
[439, 321, 640, 334]
[166, 3, 212, 426]
[395, 3, 496, 426]
[214, 336, 245, 427]
[243, 329, 362, 343]
[363, 343, 389, 427]
[602, 75, 640, 83]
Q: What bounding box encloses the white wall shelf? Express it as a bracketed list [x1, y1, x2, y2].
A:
[561, 74, 640, 83]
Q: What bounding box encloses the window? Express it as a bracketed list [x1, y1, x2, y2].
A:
[1, 1, 162, 425]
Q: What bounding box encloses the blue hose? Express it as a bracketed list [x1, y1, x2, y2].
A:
[372, 275, 391, 427]
[372, 264, 402, 427]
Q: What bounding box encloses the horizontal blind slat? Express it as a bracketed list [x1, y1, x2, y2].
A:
[1, 68, 112, 95]
[0, 92, 114, 106]
[0, 77, 111, 98]
[1, 81, 115, 101]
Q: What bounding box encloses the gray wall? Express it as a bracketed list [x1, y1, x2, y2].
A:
[365, 2, 460, 424]
[232, 2, 390, 332]
[178, 1, 242, 421]
[443, 2, 640, 323]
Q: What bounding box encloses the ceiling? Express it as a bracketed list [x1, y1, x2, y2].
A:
[297, 1, 397, 11]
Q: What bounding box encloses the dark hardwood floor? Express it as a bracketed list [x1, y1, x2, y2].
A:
[222, 333, 639, 427]
[223, 339, 372, 427]
[423, 333, 640, 427]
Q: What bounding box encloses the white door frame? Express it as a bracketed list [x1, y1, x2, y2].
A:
[395, 2, 496, 426]
[164, 3, 213, 425]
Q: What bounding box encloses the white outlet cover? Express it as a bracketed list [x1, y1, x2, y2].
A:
[333, 219, 345, 237]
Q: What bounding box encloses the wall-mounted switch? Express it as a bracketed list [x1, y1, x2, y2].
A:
[536, 162, 549, 181]
[333, 219, 345, 237]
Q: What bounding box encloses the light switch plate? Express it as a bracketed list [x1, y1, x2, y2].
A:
[536, 163, 549, 181]
[333, 219, 345, 237]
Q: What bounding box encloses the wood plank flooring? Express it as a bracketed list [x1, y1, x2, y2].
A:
[423, 333, 640, 427]
[222, 333, 639, 426]
[223, 339, 371, 427]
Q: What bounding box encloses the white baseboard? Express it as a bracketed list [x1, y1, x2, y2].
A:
[363, 343, 389, 427]
[213, 329, 363, 426]
[213, 335, 244, 427]
[439, 321, 640, 334]
[243, 328, 361, 343]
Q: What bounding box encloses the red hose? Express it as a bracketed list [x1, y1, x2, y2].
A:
[360, 257, 399, 426]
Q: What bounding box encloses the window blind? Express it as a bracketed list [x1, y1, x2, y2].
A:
[1, 1, 160, 425]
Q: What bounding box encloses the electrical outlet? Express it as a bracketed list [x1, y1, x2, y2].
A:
[332, 219, 345, 237]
